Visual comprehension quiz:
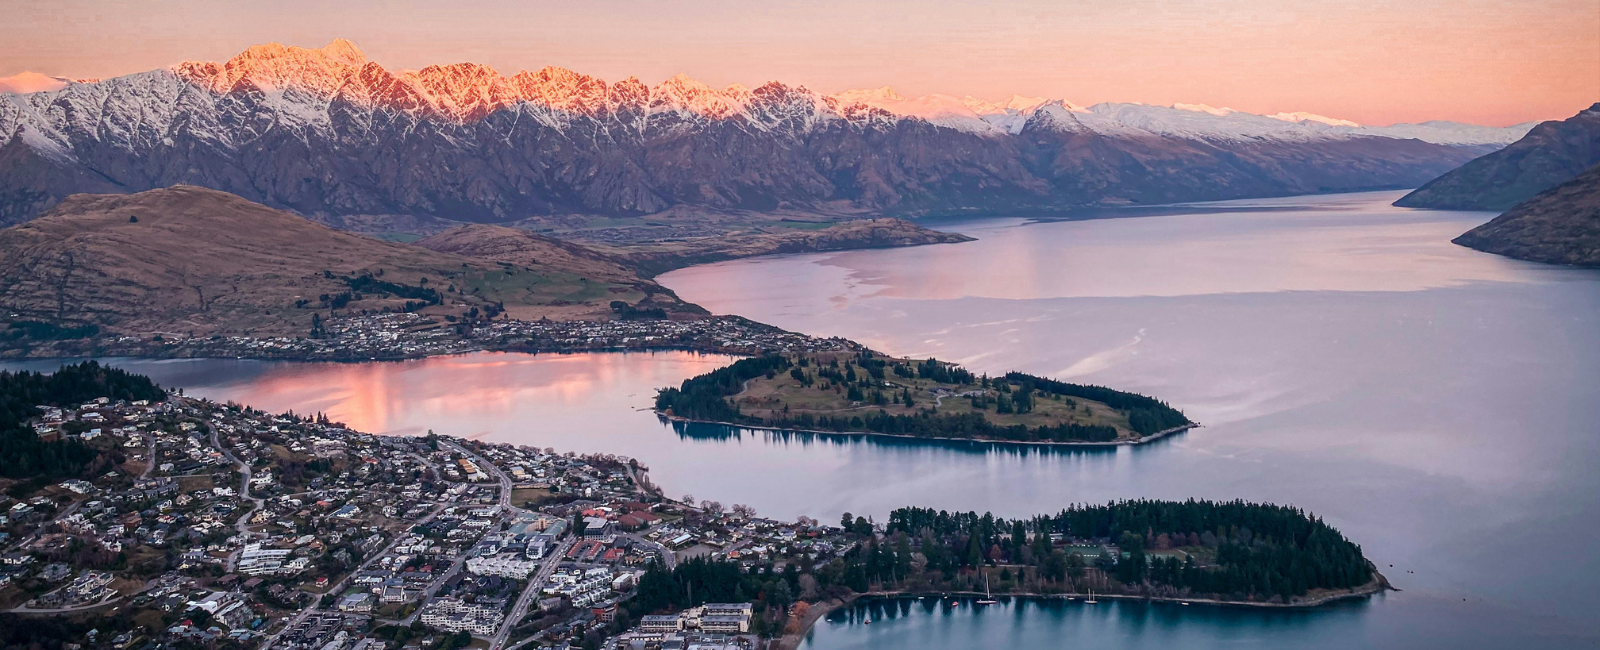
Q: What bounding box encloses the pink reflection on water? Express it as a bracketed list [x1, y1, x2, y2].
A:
[215, 351, 736, 440]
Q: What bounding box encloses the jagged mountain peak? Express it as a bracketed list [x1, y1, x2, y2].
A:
[648, 73, 757, 120]
[139, 39, 1539, 141]
[1020, 100, 1090, 134]
[319, 38, 368, 66]
[0, 37, 1542, 227]
[179, 39, 371, 95]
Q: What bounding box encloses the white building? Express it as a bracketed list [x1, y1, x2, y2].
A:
[237, 543, 292, 576]
[465, 555, 541, 579]
[419, 598, 503, 635]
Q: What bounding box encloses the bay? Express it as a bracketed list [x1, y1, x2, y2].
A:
[8, 190, 1597, 648]
[659, 190, 1600, 648]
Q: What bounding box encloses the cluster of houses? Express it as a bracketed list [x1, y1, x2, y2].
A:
[24, 569, 117, 609]
[2, 375, 864, 650]
[101, 312, 868, 362]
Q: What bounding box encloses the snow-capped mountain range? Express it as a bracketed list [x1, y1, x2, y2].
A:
[0, 39, 1535, 226]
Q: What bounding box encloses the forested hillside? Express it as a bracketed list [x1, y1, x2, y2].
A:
[0, 362, 166, 479]
[885, 500, 1374, 601]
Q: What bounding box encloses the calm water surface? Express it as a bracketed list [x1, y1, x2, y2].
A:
[662, 190, 1600, 649]
[7, 191, 1596, 648]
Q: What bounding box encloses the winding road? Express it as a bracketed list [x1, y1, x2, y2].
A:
[201, 413, 266, 572]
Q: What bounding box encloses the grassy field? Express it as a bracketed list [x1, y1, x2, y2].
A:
[510, 487, 558, 507]
[773, 220, 835, 230]
[177, 475, 215, 492]
[459, 267, 638, 307]
[732, 354, 1140, 439]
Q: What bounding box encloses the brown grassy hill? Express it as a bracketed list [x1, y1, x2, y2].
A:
[1397, 103, 1600, 211]
[415, 224, 703, 318]
[0, 185, 692, 340]
[1453, 164, 1600, 267]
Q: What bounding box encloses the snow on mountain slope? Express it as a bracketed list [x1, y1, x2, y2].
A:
[0, 38, 1518, 226]
[1348, 120, 1538, 146]
[18, 37, 1522, 145]
[1269, 111, 1361, 128]
[827, 87, 996, 133]
[1073, 102, 1340, 142]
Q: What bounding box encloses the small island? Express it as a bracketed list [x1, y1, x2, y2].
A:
[654, 352, 1196, 445]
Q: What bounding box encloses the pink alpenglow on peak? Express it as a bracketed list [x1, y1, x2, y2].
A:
[0, 72, 71, 94]
[9, 39, 1536, 145]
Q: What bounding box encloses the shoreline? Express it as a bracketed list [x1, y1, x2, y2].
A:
[774, 574, 1389, 648]
[0, 343, 744, 364]
[659, 413, 1200, 449]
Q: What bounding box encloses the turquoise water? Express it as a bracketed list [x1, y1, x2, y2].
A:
[9, 191, 1597, 647]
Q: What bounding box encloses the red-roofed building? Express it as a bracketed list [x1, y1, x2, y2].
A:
[618, 512, 660, 530]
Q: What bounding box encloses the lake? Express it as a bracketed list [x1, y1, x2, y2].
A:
[6, 191, 1596, 648]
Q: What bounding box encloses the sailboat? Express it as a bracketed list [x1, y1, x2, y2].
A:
[1085, 589, 1098, 604]
[975, 573, 998, 605]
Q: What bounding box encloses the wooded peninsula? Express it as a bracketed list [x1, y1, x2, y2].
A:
[653, 353, 1194, 445]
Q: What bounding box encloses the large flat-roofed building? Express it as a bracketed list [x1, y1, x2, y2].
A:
[418, 597, 503, 636]
[698, 615, 749, 633]
[635, 604, 753, 636]
[640, 615, 684, 633]
[237, 543, 292, 576]
[701, 603, 754, 618]
[465, 555, 541, 579]
[583, 517, 615, 538]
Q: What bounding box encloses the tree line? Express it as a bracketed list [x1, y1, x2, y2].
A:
[877, 499, 1372, 601]
[1004, 372, 1191, 435]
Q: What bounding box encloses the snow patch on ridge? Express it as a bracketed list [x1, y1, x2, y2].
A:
[1269, 111, 1361, 128]
[1, 38, 1536, 148]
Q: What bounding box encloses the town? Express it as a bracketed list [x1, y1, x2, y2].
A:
[0, 364, 1385, 650]
[45, 315, 865, 362]
[0, 387, 863, 650]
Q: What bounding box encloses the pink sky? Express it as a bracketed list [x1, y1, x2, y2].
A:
[3, 0, 1595, 126]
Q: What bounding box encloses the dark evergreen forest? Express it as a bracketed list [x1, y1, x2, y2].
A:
[0, 362, 167, 479]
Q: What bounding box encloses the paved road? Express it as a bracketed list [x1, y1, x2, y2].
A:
[6, 593, 123, 614]
[138, 431, 157, 479]
[490, 538, 573, 650]
[398, 515, 474, 626]
[440, 440, 518, 513]
[202, 415, 267, 573]
[4, 497, 86, 555]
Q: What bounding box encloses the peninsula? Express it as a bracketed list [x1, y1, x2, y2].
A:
[654, 353, 1194, 445]
[0, 363, 1384, 650]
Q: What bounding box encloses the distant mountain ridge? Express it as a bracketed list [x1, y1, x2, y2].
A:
[1397, 103, 1600, 211]
[0, 39, 1529, 228]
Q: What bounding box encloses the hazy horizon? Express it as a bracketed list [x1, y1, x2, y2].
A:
[3, 0, 1595, 128]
